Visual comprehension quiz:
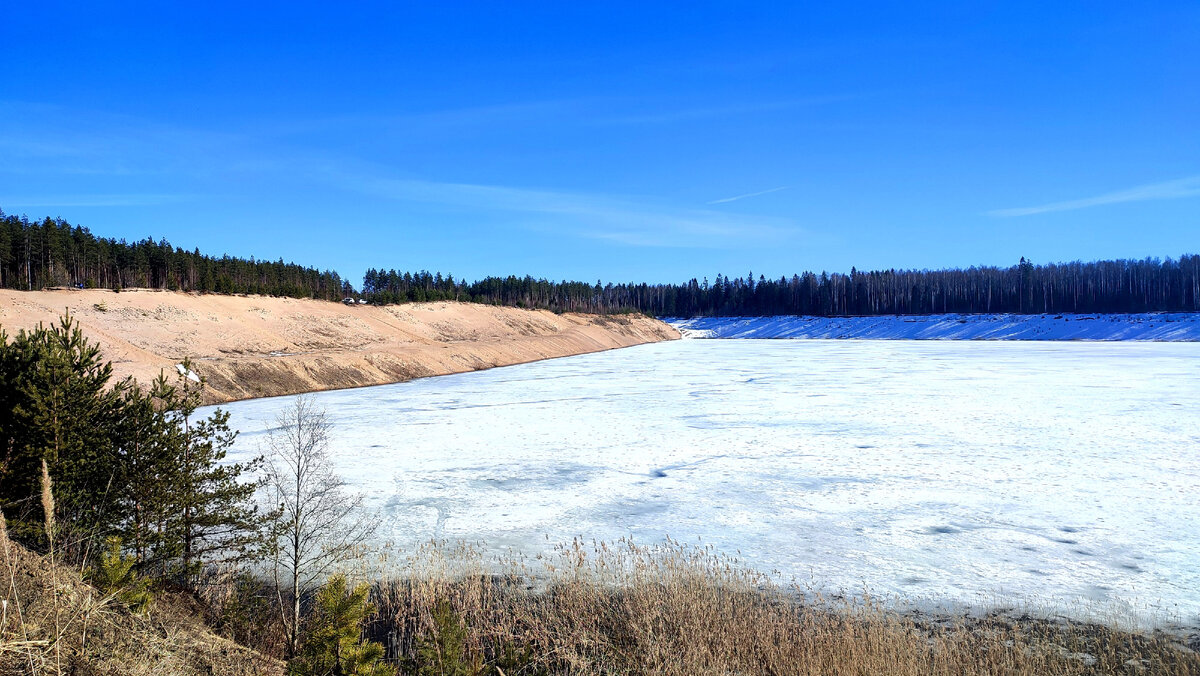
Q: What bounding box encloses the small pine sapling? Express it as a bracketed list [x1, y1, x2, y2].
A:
[86, 537, 153, 613]
[289, 575, 392, 676]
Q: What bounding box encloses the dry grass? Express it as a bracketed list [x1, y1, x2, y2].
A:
[3, 526, 1197, 675]
[0, 524, 282, 676]
[370, 538, 1200, 675]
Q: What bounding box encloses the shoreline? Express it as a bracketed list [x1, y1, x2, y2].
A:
[199, 339, 669, 406]
[356, 537, 1200, 639]
[359, 540, 1200, 665]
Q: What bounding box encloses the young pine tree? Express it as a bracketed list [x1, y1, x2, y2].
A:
[87, 536, 154, 612]
[289, 575, 392, 676]
[111, 376, 181, 570]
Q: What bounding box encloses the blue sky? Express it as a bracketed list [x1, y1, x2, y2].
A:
[2, 2, 1197, 285]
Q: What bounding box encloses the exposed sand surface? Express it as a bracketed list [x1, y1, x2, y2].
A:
[0, 289, 679, 403]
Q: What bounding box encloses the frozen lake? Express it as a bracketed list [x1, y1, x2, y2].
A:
[212, 340, 1200, 624]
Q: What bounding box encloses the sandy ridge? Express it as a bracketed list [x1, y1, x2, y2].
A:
[0, 289, 679, 403]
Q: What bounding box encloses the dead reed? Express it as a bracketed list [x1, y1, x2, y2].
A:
[370, 537, 1199, 675]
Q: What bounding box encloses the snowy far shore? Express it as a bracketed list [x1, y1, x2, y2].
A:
[666, 313, 1200, 341]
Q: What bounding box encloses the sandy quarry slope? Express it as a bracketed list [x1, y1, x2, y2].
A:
[0, 289, 679, 403]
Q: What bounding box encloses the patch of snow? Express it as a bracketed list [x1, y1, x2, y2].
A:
[175, 363, 201, 382]
[665, 313, 1200, 341]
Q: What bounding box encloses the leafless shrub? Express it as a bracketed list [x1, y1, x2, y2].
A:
[261, 395, 377, 658]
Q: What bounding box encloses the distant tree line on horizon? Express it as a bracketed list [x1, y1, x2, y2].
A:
[362, 254, 1200, 316]
[5, 209, 1198, 316]
[0, 211, 348, 300]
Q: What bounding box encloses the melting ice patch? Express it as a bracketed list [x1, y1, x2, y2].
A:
[209, 340, 1200, 625]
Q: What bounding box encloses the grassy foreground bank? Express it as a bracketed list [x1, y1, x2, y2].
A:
[370, 540, 1199, 675]
[5, 533, 1197, 675]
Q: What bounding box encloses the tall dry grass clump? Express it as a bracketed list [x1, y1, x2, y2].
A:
[370, 538, 1199, 675]
[0, 533, 281, 675]
[40, 459, 63, 674]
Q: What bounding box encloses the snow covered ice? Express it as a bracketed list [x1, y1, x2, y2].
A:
[668, 312, 1200, 341]
[211, 339, 1200, 625]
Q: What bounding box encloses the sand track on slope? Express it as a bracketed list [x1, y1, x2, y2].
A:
[0, 289, 679, 403]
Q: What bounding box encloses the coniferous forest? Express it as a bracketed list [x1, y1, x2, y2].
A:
[4, 210, 1198, 316]
[0, 211, 348, 299]
[361, 255, 1200, 316]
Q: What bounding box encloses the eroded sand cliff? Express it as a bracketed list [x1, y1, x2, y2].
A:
[0, 289, 679, 403]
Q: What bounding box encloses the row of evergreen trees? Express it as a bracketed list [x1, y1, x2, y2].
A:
[0, 211, 348, 299]
[5, 209, 1197, 316]
[361, 269, 648, 312]
[362, 254, 1200, 316]
[640, 255, 1200, 316]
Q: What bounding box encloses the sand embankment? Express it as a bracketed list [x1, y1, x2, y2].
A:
[0, 289, 679, 403]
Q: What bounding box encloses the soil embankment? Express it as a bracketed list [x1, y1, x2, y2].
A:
[0, 289, 679, 403]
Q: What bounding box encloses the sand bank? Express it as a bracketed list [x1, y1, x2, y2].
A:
[0, 289, 678, 403]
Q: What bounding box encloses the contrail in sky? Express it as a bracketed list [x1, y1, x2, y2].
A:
[707, 186, 789, 205]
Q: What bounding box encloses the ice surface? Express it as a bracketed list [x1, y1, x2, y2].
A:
[668, 313, 1200, 341]
[209, 340, 1200, 625]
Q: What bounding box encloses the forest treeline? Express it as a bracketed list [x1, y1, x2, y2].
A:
[5, 209, 1198, 316]
[0, 211, 348, 299]
[362, 254, 1200, 316]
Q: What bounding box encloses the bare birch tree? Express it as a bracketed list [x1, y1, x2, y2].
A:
[262, 395, 376, 659]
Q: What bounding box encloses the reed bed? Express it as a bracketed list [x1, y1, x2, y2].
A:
[369, 537, 1199, 675]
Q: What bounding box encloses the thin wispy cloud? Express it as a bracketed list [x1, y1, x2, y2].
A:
[281, 94, 859, 133]
[989, 176, 1200, 217]
[325, 171, 796, 248]
[596, 95, 858, 126]
[256, 99, 582, 140]
[0, 100, 250, 177]
[0, 193, 192, 208]
[707, 186, 788, 205]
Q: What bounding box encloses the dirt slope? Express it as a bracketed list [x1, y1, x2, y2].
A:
[0, 289, 679, 403]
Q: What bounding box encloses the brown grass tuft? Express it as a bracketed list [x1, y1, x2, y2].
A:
[0, 538, 282, 675]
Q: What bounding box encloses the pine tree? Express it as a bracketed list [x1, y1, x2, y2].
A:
[415, 600, 480, 676]
[0, 316, 269, 579]
[290, 575, 392, 676]
[87, 536, 154, 612]
[155, 359, 269, 583]
[112, 376, 180, 568]
[0, 314, 124, 551]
